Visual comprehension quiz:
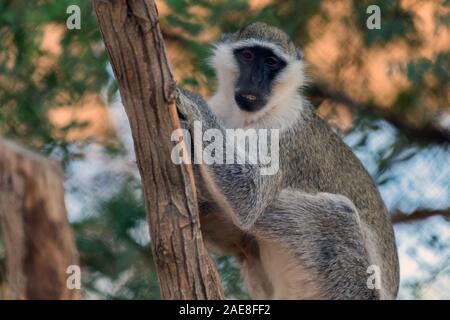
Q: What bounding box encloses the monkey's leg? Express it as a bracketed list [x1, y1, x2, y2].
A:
[253, 189, 380, 300]
[198, 201, 274, 299]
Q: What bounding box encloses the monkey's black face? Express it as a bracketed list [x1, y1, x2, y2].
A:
[233, 46, 287, 112]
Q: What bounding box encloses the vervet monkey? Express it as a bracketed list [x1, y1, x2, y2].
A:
[176, 22, 399, 299]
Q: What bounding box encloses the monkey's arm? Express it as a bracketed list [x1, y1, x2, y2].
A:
[176, 89, 283, 230]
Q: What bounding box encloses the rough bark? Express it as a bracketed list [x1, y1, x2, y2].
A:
[92, 0, 224, 299]
[0, 139, 79, 299]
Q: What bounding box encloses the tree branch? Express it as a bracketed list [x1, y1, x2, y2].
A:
[92, 0, 223, 299]
[391, 208, 450, 224]
[309, 85, 450, 145]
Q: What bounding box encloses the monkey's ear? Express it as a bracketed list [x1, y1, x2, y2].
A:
[296, 48, 304, 60]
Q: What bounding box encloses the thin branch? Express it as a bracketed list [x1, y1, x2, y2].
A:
[391, 208, 450, 224]
[309, 85, 450, 145]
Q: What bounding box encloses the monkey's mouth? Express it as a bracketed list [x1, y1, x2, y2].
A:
[234, 92, 267, 112]
[242, 94, 257, 101]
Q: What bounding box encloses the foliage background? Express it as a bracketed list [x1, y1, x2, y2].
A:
[0, 0, 449, 299]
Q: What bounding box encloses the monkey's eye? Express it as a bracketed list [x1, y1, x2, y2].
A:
[265, 56, 279, 67]
[240, 50, 254, 61]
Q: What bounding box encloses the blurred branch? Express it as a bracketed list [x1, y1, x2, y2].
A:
[0, 138, 79, 299]
[309, 85, 450, 145]
[391, 208, 450, 224]
[161, 30, 188, 46]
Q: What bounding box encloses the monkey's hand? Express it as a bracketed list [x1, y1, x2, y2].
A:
[176, 88, 204, 130]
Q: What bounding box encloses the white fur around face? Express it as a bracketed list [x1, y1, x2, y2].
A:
[208, 40, 308, 130]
